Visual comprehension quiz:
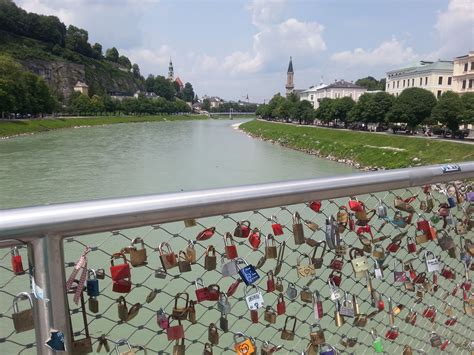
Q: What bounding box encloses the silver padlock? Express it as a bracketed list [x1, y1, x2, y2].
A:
[425, 251, 440, 273]
[115, 338, 136, 355]
[339, 292, 355, 317]
[217, 292, 231, 315]
[376, 199, 388, 218]
[328, 280, 341, 301]
[373, 258, 383, 279]
[325, 216, 340, 249]
[245, 285, 264, 310]
[221, 257, 238, 277]
[286, 282, 298, 300]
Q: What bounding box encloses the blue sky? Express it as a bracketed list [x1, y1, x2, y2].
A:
[16, 0, 474, 102]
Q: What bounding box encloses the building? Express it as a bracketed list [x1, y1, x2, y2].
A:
[174, 77, 184, 92]
[300, 80, 367, 109]
[385, 60, 453, 98]
[453, 51, 474, 93]
[202, 95, 225, 109]
[108, 91, 134, 101]
[285, 57, 294, 96]
[168, 58, 174, 81]
[73, 81, 89, 96]
[134, 91, 158, 99]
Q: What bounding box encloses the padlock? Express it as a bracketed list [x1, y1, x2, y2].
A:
[68, 280, 93, 354]
[234, 220, 251, 239]
[264, 306, 277, 323]
[352, 294, 367, 327]
[394, 196, 415, 213]
[376, 199, 388, 218]
[406, 236, 417, 253]
[337, 206, 349, 232]
[277, 293, 286, 315]
[275, 277, 284, 292]
[359, 235, 372, 253]
[280, 315, 296, 341]
[404, 308, 417, 325]
[207, 284, 220, 301]
[309, 200, 322, 212]
[416, 217, 430, 232]
[178, 251, 192, 273]
[86, 269, 100, 297]
[173, 339, 185, 355]
[292, 212, 305, 245]
[129, 237, 147, 267]
[372, 244, 385, 261]
[297, 254, 315, 277]
[313, 291, 323, 320]
[222, 233, 238, 260]
[208, 323, 219, 345]
[422, 305, 436, 322]
[172, 292, 189, 320]
[96, 334, 110, 353]
[234, 333, 256, 355]
[203, 343, 213, 355]
[188, 300, 197, 324]
[194, 277, 209, 302]
[110, 252, 131, 281]
[441, 265, 456, 279]
[237, 258, 260, 285]
[219, 313, 228, 332]
[311, 241, 326, 269]
[286, 282, 298, 300]
[196, 227, 216, 241]
[445, 316, 457, 326]
[245, 284, 264, 310]
[305, 219, 319, 232]
[184, 218, 197, 227]
[265, 234, 278, 259]
[443, 302, 454, 317]
[227, 279, 241, 297]
[117, 296, 129, 322]
[250, 309, 258, 323]
[167, 318, 184, 341]
[319, 343, 337, 355]
[325, 216, 340, 250]
[373, 258, 383, 279]
[425, 251, 440, 272]
[154, 267, 167, 279]
[340, 336, 357, 348]
[339, 292, 354, 317]
[394, 260, 407, 282]
[217, 292, 231, 314]
[310, 323, 325, 345]
[261, 341, 281, 355]
[349, 247, 368, 278]
[12, 292, 34, 333]
[328, 270, 342, 287]
[221, 257, 238, 277]
[95, 268, 105, 279]
[371, 330, 384, 353]
[266, 270, 276, 293]
[157, 308, 169, 329]
[385, 326, 399, 341]
[271, 215, 284, 236]
[300, 287, 313, 303]
[158, 242, 177, 270]
[438, 230, 455, 250]
[348, 196, 363, 211]
[329, 255, 344, 271]
[11, 247, 25, 275]
[89, 296, 99, 313]
[185, 240, 197, 264]
[413, 271, 426, 284]
[386, 239, 401, 253]
[249, 228, 262, 250]
[115, 339, 135, 355]
[430, 332, 442, 347]
[113, 278, 132, 293]
[334, 300, 344, 327]
[204, 245, 217, 271]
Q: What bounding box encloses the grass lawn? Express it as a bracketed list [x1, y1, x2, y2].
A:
[0, 115, 206, 138]
[240, 120, 474, 169]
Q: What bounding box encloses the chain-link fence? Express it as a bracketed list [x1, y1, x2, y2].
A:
[1, 176, 473, 354]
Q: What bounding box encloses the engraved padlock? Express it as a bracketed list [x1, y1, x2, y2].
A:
[309, 323, 325, 345]
[237, 258, 260, 285]
[292, 212, 305, 245]
[425, 250, 440, 272]
[129, 237, 147, 267]
[12, 292, 34, 333]
[244, 284, 264, 310]
[297, 254, 315, 277]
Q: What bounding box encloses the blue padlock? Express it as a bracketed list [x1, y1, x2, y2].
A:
[447, 196, 456, 208]
[86, 269, 100, 297]
[236, 258, 260, 285]
[319, 343, 336, 355]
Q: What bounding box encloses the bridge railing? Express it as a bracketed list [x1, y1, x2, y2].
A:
[1, 163, 473, 354]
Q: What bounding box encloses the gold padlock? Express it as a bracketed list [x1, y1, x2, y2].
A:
[115, 339, 136, 355]
[208, 323, 219, 345]
[12, 292, 34, 333]
[129, 237, 147, 267]
[265, 234, 278, 259]
[185, 240, 197, 264]
[335, 300, 345, 327]
[172, 293, 189, 320]
[264, 306, 277, 324]
[309, 323, 325, 345]
[281, 316, 296, 341]
[173, 339, 185, 355]
[300, 287, 313, 303]
[204, 245, 217, 271]
[297, 254, 315, 277]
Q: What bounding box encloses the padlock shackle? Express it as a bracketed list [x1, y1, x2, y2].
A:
[195, 277, 205, 289]
[265, 233, 276, 247]
[312, 241, 327, 259]
[283, 315, 297, 332]
[174, 292, 189, 308]
[205, 245, 216, 256]
[131, 237, 145, 248]
[293, 212, 301, 224]
[115, 338, 133, 353]
[244, 284, 260, 295]
[158, 242, 173, 255]
[223, 232, 235, 246]
[110, 252, 128, 266]
[12, 292, 33, 313]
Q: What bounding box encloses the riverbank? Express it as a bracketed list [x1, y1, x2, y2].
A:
[0, 115, 206, 139]
[240, 120, 474, 169]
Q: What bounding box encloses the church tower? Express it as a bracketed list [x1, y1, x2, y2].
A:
[168, 58, 174, 81]
[285, 56, 294, 96]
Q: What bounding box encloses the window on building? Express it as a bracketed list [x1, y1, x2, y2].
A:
[419, 78, 422, 86]
[438, 76, 443, 85]
[471, 62, 474, 71]
[464, 63, 468, 71]
[412, 78, 414, 86]
[403, 80, 405, 87]
[469, 79, 473, 89]
[448, 77, 452, 85]
[310, 95, 313, 100]
[437, 90, 442, 98]
[463, 80, 467, 89]
[425, 77, 428, 85]
[397, 81, 400, 88]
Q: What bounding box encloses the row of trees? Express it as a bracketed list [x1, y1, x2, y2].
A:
[257, 88, 474, 133]
[145, 75, 195, 102]
[203, 101, 258, 113]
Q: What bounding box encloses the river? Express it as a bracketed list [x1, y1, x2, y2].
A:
[0, 119, 355, 209]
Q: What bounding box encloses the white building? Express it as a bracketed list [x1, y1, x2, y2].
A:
[453, 51, 474, 93]
[300, 80, 367, 109]
[385, 60, 453, 98]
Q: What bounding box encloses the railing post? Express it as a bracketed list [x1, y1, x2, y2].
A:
[28, 235, 72, 354]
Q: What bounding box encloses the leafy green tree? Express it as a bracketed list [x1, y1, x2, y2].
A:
[182, 82, 195, 102]
[70, 93, 92, 114]
[65, 25, 92, 56]
[105, 47, 119, 63]
[152, 75, 175, 100]
[118, 55, 132, 69]
[202, 98, 211, 111]
[332, 97, 355, 125]
[267, 93, 285, 119]
[132, 64, 141, 78]
[356, 76, 386, 91]
[92, 43, 103, 59]
[387, 88, 437, 129]
[274, 99, 293, 120]
[460, 93, 474, 124]
[315, 98, 335, 123]
[145, 74, 155, 92]
[90, 95, 105, 113]
[431, 91, 463, 133]
[295, 100, 315, 124]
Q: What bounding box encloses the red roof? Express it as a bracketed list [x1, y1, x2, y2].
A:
[175, 77, 184, 88]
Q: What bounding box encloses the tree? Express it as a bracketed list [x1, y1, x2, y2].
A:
[315, 98, 335, 123]
[90, 95, 105, 113]
[332, 97, 355, 125]
[92, 43, 103, 59]
[105, 47, 119, 63]
[356, 76, 386, 91]
[431, 91, 463, 133]
[145, 74, 155, 92]
[267, 93, 285, 119]
[152, 75, 175, 100]
[65, 25, 92, 56]
[182, 82, 195, 103]
[387, 88, 437, 129]
[202, 98, 211, 111]
[295, 100, 315, 124]
[132, 64, 141, 78]
[350, 92, 394, 124]
[460, 93, 474, 124]
[118, 55, 132, 69]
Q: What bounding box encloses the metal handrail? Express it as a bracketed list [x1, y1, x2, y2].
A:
[1, 162, 473, 240]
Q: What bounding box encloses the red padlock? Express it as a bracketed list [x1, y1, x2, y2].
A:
[266, 271, 276, 293]
[110, 253, 131, 281]
[309, 200, 322, 213]
[356, 225, 373, 238]
[441, 266, 455, 280]
[385, 326, 399, 340]
[207, 284, 220, 301]
[416, 218, 430, 232]
[444, 316, 457, 326]
[413, 272, 426, 284]
[377, 299, 385, 312]
[271, 216, 284, 236]
[195, 278, 209, 302]
[224, 233, 238, 259]
[348, 214, 355, 231]
[422, 306, 436, 322]
[11, 247, 25, 275]
[440, 340, 450, 351]
[451, 284, 459, 296]
[112, 279, 132, 293]
[227, 279, 241, 297]
[196, 227, 215, 241]
[250, 309, 258, 323]
[248, 228, 261, 250]
[234, 221, 251, 239]
[407, 236, 417, 253]
[329, 256, 344, 271]
[328, 270, 342, 287]
[423, 185, 431, 194]
[386, 240, 401, 253]
[276, 293, 286, 315]
[461, 281, 472, 291]
[348, 197, 363, 212]
[166, 317, 184, 341]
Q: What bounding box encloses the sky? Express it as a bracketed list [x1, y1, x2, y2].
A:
[15, 0, 474, 102]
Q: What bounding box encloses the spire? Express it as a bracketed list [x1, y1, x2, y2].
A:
[168, 58, 174, 81]
[287, 56, 293, 73]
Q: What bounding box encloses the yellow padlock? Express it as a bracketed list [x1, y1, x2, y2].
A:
[234, 333, 255, 355]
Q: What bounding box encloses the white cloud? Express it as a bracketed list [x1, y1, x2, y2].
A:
[331, 38, 418, 67]
[247, 0, 287, 28]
